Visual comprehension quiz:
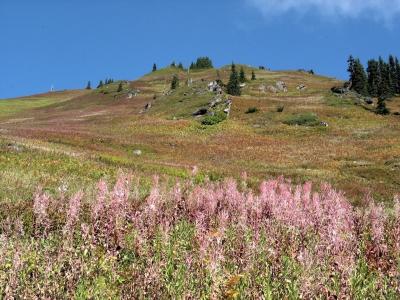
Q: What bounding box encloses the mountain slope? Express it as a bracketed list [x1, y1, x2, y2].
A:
[0, 66, 399, 202]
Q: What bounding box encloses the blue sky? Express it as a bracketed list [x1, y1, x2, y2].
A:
[0, 0, 399, 98]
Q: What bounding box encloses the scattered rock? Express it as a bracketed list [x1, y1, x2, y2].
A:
[209, 97, 222, 108]
[267, 86, 278, 93]
[258, 84, 267, 94]
[208, 81, 222, 94]
[296, 84, 307, 91]
[331, 86, 349, 94]
[276, 81, 288, 92]
[239, 83, 246, 88]
[7, 143, 23, 152]
[140, 103, 152, 113]
[320, 121, 329, 127]
[193, 108, 208, 116]
[133, 150, 142, 156]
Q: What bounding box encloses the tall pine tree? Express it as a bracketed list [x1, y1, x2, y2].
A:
[251, 70, 256, 80]
[239, 67, 247, 83]
[396, 57, 400, 94]
[367, 60, 379, 97]
[152, 63, 157, 72]
[389, 55, 397, 94]
[378, 57, 392, 99]
[227, 63, 241, 96]
[348, 57, 368, 95]
[86, 81, 91, 90]
[171, 74, 179, 90]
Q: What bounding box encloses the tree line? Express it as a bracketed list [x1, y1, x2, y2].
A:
[347, 55, 400, 99]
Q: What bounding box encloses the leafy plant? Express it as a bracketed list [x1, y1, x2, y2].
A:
[201, 111, 227, 125]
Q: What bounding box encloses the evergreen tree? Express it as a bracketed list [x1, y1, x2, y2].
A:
[152, 63, 157, 72]
[376, 97, 390, 115]
[347, 56, 355, 78]
[117, 82, 123, 92]
[178, 62, 184, 70]
[396, 57, 400, 94]
[97, 80, 104, 89]
[189, 62, 195, 70]
[251, 70, 256, 80]
[378, 57, 392, 98]
[227, 63, 241, 96]
[171, 74, 179, 90]
[171, 61, 176, 68]
[389, 55, 397, 93]
[239, 67, 247, 83]
[367, 60, 379, 97]
[348, 56, 368, 95]
[86, 81, 91, 90]
[190, 57, 213, 70]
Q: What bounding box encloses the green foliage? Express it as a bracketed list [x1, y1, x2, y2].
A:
[348, 56, 368, 96]
[201, 111, 227, 125]
[367, 60, 379, 97]
[189, 57, 213, 70]
[284, 113, 320, 126]
[152, 63, 157, 72]
[117, 82, 123, 93]
[239, 67, 247, 83]
[246, 107, 259, 114]
[171, 75, 179, 90]
[227, 63, 241, 96]
[376, 97, 390, 115]
[97, 80, 104, 89]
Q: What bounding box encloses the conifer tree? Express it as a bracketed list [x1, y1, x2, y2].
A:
[396, 57, 400, 94]
[227, 63, 241, 96]
[117, 82, 123, 92]
[389, 55, 397, 93]
[152, 63, 157, 72]
[97, 80, 104, 89]
[367, 60, 379, 97]
[171, 74, 179, 90]
[86, 81, 91, 90]
[239, 67, 247, 83]
[378, 57, 392, 98]
[251, 70, 256, 80]
[347, 56, 367, 95]
[376, 97, 390, 115]
[171, 61, 176, 68]
[178, 62, 184, 70]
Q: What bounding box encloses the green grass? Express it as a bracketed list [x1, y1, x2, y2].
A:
[0, 97, 60, 119]
[283, 112, 320, 126]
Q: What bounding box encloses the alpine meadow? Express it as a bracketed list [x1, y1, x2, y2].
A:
[1, 1, 400, 299]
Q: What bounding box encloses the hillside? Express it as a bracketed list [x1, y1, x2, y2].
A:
[1, 66, 399, 203]
[1, 65, 400, 298]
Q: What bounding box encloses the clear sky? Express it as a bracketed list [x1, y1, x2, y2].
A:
[0, 0, 399, 98]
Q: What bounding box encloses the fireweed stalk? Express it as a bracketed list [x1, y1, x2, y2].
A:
[1, 173, 399, 298]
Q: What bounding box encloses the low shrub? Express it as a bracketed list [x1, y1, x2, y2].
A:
[245, 107, 259, 114]
[277, 105, 284, 112]
[283, 112, 320, 126]
[201, 111, 227, 125]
